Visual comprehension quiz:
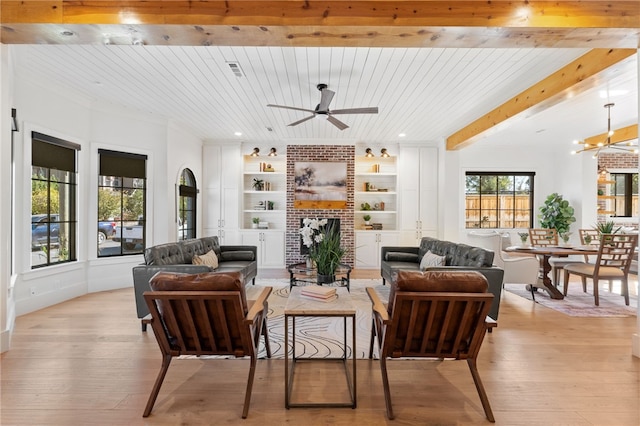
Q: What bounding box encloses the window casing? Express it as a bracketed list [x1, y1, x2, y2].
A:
[611, 172, 639, 218]
[178, 168, 197, 241]
[465, 172, 535, 229]
[98, 149, 147, 256]
[31, 132, 79, 268]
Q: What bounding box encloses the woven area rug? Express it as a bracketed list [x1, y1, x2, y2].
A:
[245, 278, 389, 359]
[504, 281, 638, 317]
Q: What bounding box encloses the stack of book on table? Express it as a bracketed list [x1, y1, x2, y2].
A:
[300, 285, 337, 302]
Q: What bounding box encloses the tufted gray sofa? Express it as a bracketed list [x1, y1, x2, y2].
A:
[380, 236, 504, 320]
[132, 236, 257, 330]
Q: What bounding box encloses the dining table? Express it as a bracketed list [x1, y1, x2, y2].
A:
[504, 245, 599, 300]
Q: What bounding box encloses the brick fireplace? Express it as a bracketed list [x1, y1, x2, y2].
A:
[286, 145, 355, 266]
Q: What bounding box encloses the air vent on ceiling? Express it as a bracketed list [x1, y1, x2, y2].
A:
[227, 61, 245, 78]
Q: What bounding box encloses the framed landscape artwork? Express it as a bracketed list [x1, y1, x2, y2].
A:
[294, 161, 347, 209]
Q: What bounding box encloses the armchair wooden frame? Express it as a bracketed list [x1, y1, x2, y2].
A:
[143, 287, 272, 419]
[366, 287, 495, 422]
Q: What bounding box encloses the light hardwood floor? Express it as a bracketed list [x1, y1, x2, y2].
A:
[2, 270, 639, 425]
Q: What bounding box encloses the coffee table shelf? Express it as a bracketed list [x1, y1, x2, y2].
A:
[287, 262, 351, 291]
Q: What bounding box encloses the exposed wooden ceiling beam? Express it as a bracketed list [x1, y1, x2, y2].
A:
[583, 124, 639, 146]
[446, 48, 637, 151]
[1, 1, 639, 47]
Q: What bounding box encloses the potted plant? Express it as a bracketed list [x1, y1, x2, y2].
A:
[363, 214, 371, 225]
[299, 218, 346, 284]
[538, 193, 576, 235]
[594, 220, 620, 235]
[559, 231, 572, 246]
[252, 178, 264, 191]
[251, 217, 260, 229]
[517, 232, 529, 247]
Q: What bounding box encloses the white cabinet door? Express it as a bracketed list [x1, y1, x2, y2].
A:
[399, 146, 438, 244]
[239, 230, 285, 268]
[355, 231, 399, 269]
[261, 230, 285, 267]
[355, 232, 379, 268]
[203, 144, 241, 243]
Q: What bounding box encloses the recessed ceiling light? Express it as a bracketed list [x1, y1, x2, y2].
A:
[60, 30, 75, 37]
[234, 132, 242, 136]
[398, 133, 406, 138]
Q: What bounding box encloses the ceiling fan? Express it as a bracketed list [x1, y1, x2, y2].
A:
[267, 83, 378, 131]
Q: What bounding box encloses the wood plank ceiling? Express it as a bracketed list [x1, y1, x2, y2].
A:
[2, 1, 639, 150]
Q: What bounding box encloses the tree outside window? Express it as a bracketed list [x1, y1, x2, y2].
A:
[31, 133, 79, 268]
[465, 172, 534, 229]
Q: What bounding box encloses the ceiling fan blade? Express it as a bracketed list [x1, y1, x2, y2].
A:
[288, 115, 316, 127]
[330, 107, 379, 115]
[326, 115, 349, 131]
[318, 89, 335, 112]
[267, 104, 316, 114]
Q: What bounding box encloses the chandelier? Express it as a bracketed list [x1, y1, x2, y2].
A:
[571, 103, 638, 158]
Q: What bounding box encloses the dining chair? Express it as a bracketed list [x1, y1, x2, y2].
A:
[468, 231, 540, 300]
[142, 271, 272, 419]
[563, 233, 638, 306]
[367, 270, 495, 422]
[529, 228, 583, 287]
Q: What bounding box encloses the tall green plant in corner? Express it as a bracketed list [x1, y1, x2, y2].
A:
[538, 193, 576, 235]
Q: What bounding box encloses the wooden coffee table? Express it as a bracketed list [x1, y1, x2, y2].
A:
[284, 286, 357, 409]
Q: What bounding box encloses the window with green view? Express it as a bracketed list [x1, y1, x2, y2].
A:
[465, 172, 535, 229]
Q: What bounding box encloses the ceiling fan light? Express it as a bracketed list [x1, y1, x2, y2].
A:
[365, 148, 374, 158]
[380, 148, 390, 157]
[250, 147, 260, 157]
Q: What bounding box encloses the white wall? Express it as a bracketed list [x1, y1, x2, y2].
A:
[443, 141, 593, 247]
[2, 48, 205, 327]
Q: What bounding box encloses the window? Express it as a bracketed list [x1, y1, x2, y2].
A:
[465, 172, 535, 229]
[31, 132, 79, 268]
[178, 168, 198, 241]
[611, 173, 638, 217]
[98, 149, 147, 256]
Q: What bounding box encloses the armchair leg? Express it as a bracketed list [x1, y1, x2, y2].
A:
[467, 358, 495, 423]
[379, 355, 395, 420]
[593, 278, 600, 306]
[262, 318, 272, 358]
[368, 318, 376, 359]
[143, 355, 172, 417]
[242, 355, 257, 419]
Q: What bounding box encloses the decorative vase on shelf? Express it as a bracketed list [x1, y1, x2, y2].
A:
[305, 256, 313, 269]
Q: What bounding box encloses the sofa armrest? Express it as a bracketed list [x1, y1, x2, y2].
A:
[380, 246, 419, 259]
[221, 245, 257, 259]
[132, 264, 212, 319]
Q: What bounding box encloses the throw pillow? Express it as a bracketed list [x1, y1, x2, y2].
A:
[419, 250, 445, 270]
[192, 249, 219, 269]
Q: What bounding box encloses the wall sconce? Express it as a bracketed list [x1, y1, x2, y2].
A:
[11, 108, 18, 132]
[380, 148, 390, 157]
[365, 148, 374, 158]
[250, 147, 260, 157]
[268, 147, 277, 156]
